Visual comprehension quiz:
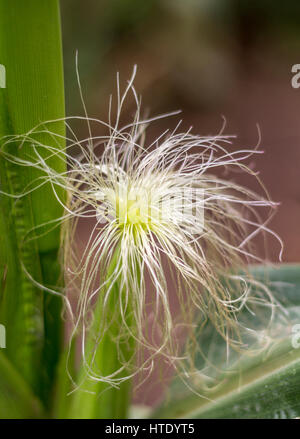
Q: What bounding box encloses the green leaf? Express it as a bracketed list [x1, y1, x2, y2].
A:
[0, 0, 66, 251]
[0, 0, 65, 400]
[0, 352, 44, 419]
[51, 340, 76, 419]
[154, 264, 300, 419]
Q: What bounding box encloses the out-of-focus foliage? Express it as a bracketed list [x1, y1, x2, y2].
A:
[61, 0, 300, 118]
[154, 265, 300, 419]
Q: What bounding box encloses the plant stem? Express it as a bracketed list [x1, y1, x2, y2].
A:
[69, 247, 137, 419]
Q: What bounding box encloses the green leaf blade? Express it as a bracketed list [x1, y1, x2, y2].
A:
[0, 352, 44, 419]
[154, 265, 300, 419]
[0, 0, 66, 402]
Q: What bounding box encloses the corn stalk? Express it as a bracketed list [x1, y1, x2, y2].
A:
[0, 0, 65, 408]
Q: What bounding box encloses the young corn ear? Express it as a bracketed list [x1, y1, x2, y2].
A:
[1, 67, 284, 415]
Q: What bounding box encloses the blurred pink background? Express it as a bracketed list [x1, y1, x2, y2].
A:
[61, 0, 300, 406]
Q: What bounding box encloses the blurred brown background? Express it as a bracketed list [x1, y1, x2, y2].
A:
[60, 0, 300, 406]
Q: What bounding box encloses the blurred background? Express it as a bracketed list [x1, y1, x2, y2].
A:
[60, 0, 300, 406]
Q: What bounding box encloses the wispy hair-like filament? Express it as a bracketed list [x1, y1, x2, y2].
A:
[0, 66, 285, 392]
